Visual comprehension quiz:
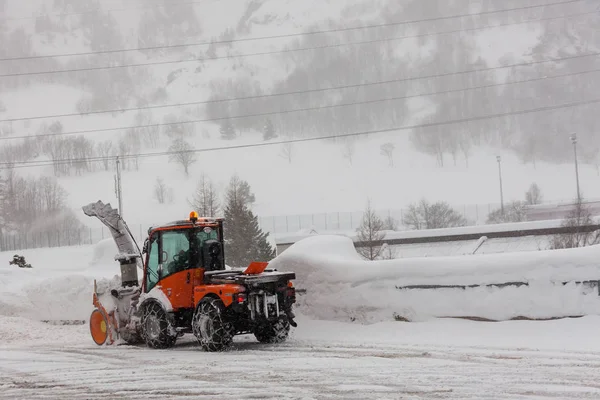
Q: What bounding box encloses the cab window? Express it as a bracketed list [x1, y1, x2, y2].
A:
[161, 231, 190, 277]
[146, 234, 160, 292]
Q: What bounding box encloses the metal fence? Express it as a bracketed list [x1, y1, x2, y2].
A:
[0, 225, 148, 253]
[257, 203, 508, 235]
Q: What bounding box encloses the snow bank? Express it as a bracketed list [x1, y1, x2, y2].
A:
[269, 236, 600, 323]
[0, 242, 122, 322]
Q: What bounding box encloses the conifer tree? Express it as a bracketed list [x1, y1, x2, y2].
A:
[223, 175, 275, 268]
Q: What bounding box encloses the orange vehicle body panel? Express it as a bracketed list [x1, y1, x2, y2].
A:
[243, 261, 269, 275]
[157, 269, 200, 310]
[194, 284, 245, 308]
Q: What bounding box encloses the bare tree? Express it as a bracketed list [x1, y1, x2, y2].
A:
[380, 243, 397, 260]
[410, 125, 445, 167]
[550, 198, 600, 249]
[525, 183, 543, 205]
[486, 201, 527, 224]
[46, 137, 73, 177]
[189, 174, 220, 216]
[380, 142, 395, 167]
[72, 136, 94, 175]
[356, 200, 385, 260]
[39, 176, 66, 212]
[458, 134, 472, 168]
[383, 216, 399, 231]
[154, 178, 168, 204]
[168, 138, 197, 176]
[131, 112, 160, 148]
[163, 114, 194, 139]
[118, 139, 132, 171]
[124, 131, 141, 170]
[403, 199, 467, 230]
[280, 142, 293, 164]
[97, 141, 114, 171]
[341, 139, 356, 165]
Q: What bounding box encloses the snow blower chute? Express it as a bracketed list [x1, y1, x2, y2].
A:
[83, 200, 144, 345]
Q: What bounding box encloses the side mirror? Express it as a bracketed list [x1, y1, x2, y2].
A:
[142, 238, 149, 254]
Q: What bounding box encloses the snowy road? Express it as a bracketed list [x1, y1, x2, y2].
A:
[3, 316, 600, 399]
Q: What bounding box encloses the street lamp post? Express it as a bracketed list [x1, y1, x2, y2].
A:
[570, 133, 581, 203]
[496, 155, 504, 216]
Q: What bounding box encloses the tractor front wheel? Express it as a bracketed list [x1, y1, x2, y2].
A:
[140, 302, 177, 349]
[192, 298, 233, 352]
[254, 316, 290, 344]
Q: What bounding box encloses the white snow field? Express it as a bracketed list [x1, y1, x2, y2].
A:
[2, 240, 600, 398]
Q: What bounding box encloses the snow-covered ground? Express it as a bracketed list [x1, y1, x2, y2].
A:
[4, 315, 600, 399]
[3, 240, 600, 398]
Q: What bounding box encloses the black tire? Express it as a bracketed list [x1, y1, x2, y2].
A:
[140, 302, 177, 349]
[254, 316, 290, 344]
[192, 298, 233, 352]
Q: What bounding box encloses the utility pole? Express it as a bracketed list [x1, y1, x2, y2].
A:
[496, 156, 504, 216]
[496, 155, 504, 216]
[114, 156, 123, 217]
[570, 133, 581, 203]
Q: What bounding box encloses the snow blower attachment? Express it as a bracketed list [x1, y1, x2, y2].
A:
[83, 201, 297, 350]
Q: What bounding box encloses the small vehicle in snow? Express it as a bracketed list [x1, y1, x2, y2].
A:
[84, 201, 296, 351]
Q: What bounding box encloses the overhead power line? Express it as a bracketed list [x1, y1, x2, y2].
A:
[2, 96, 600, 169]
[0, 0, 583, 23]
[0, 51, 598, 131]
[0, 1, 591, 62]
[0, 0, 210, 22]
[0, 6, 593, 78]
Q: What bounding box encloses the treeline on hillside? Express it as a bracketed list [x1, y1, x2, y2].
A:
[154, 173, 275, 268]
[204, 0, 600, 168]
[0, 111, 201, 177]
[0, 169, 84, 246]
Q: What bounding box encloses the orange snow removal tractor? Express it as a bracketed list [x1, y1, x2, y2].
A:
[83, 201, 296, 351]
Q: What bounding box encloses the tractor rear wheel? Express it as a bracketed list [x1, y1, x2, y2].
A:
[254, 316, 290, 344]
[140, 302, 177, 349]
[192, 298, 233, 352]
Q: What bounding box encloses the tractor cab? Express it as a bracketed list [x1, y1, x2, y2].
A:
[141, 212, 225, 308]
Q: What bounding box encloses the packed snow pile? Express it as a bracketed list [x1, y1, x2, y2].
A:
[269, 235, 600, 323]
[0, 243, 122, 322]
